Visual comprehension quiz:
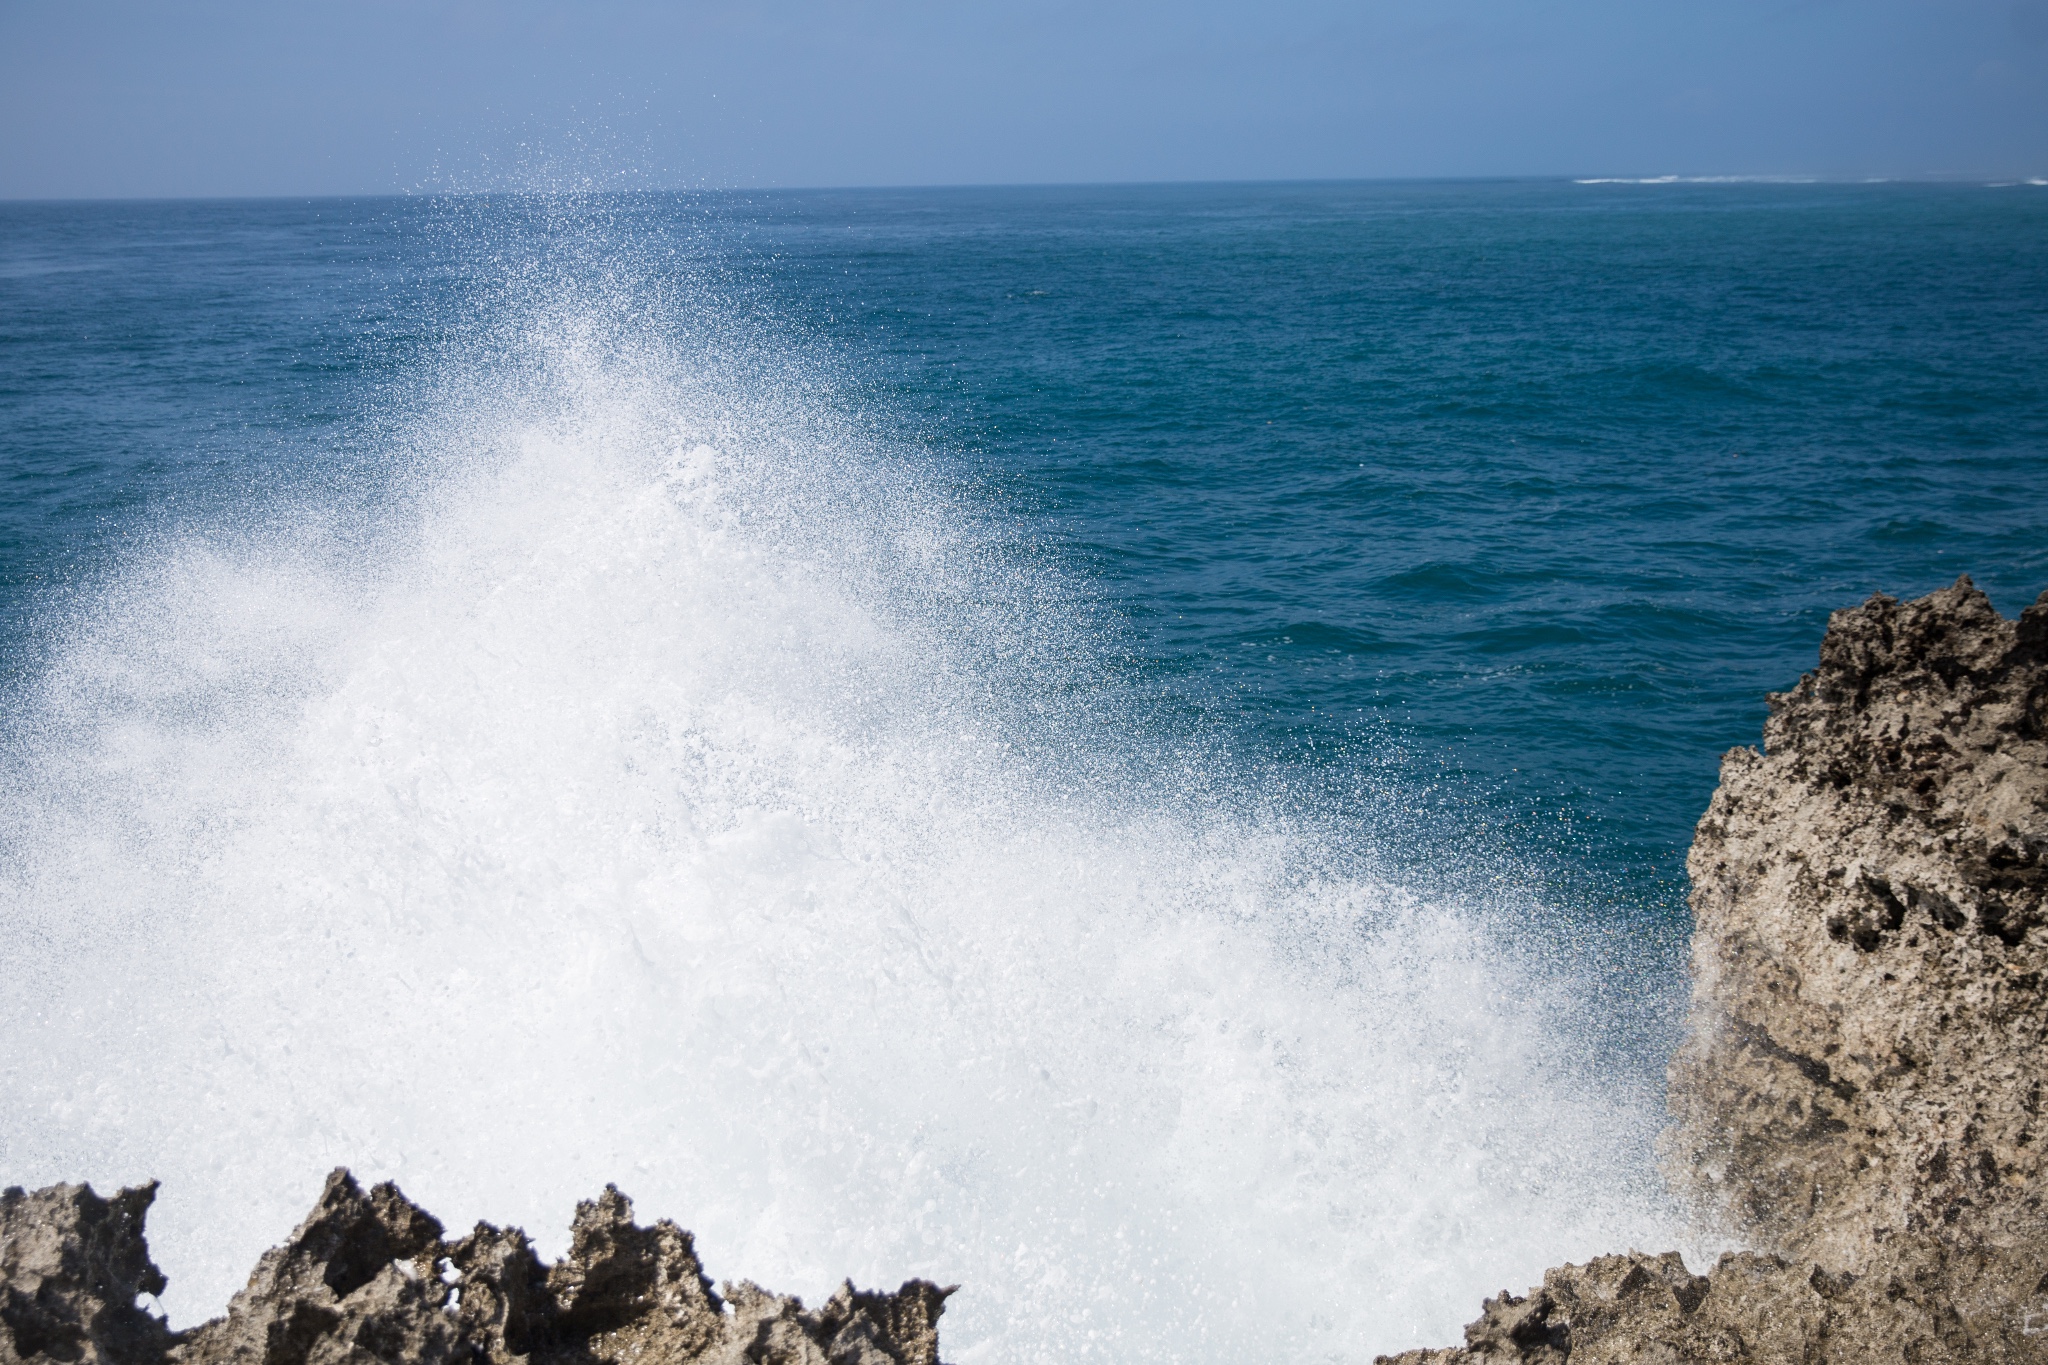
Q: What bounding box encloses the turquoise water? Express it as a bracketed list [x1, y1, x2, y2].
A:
[2, 182, 2045, 1359]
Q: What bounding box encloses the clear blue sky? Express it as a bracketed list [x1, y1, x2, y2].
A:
[2, 0, 2043, 198]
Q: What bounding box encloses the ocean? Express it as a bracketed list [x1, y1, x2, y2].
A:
[3, 181, 2045, 1362]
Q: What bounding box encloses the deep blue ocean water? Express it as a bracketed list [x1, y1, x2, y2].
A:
[6, 181, 2046, 920]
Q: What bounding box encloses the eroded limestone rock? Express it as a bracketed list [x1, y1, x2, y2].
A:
[1, 1169, 950, 1365]
[1669, 576, 2048, 1275]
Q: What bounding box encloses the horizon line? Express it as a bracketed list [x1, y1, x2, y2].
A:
[5, 170, 2047, 207]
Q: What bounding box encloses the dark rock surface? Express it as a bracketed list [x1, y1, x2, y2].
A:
[0, 1182, 175, 1365]
[1, 1169, 950, 1365]
[1384, 578, 2048, 1364]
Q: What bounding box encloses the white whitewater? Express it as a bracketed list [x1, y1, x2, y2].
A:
[0, 230, 1681, 1362]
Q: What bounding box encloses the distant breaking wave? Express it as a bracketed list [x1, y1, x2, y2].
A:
[1574, 175, 2048, 186]
[1573, 175, 1821, 185]
[0, 203, 1682, 1363]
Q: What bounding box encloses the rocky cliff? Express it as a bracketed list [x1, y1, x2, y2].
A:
[1385, 576, 2048, 1363]
[0, 1169, 949, 1365]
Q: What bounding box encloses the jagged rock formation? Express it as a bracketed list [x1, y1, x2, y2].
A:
[1670, 576, 2047, 1272]
[0, 1169, 950, 1365]
[1384, 577, 2048, 1364]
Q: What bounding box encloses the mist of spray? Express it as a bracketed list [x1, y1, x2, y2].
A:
[0, 204, 1685, 1362]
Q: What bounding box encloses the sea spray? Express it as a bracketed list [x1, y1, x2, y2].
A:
[0, 204, 1680, 1362]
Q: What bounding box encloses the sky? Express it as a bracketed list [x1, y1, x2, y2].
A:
[1, 0, 2044, 198]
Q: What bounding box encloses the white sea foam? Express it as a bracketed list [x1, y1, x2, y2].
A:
[0, 221, 1686, 1362]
